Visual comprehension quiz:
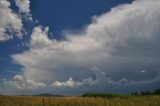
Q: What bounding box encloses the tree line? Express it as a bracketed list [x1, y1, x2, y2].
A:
[131, 89, 160, 96]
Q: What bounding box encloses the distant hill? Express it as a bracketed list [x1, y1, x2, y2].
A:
[33, 93, 63, 97]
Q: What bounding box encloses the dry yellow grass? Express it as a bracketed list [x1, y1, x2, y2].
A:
[0, 95, 160, 106]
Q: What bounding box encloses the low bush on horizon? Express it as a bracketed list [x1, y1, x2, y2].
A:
[82, 92, 131, 98]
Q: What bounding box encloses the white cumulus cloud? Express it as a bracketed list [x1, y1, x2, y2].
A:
[15, 0, 30, 13]
[0, 0, 23, 41]
[15, 0, 32, 20]
[5, 75, 47, 89]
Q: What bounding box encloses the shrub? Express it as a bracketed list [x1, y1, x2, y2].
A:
[83, 92, 130, 98]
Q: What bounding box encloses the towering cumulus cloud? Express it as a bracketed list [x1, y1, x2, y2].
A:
[11, 0, 160, 94]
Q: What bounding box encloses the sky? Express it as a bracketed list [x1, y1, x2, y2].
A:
[0, 0, 160, 95]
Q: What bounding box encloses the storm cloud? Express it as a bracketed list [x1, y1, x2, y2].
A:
[8, 0, 160, 94]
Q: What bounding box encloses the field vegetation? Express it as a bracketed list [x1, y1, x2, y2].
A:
[0, 94, 160, 106]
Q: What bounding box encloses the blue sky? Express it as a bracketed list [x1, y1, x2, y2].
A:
[0, 0, 160, 95]
[30, 0, 133, 39]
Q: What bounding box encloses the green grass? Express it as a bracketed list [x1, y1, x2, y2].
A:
[0, 95, 160, 106]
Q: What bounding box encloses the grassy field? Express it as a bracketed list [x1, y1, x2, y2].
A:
[0, 95, 160, 106]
